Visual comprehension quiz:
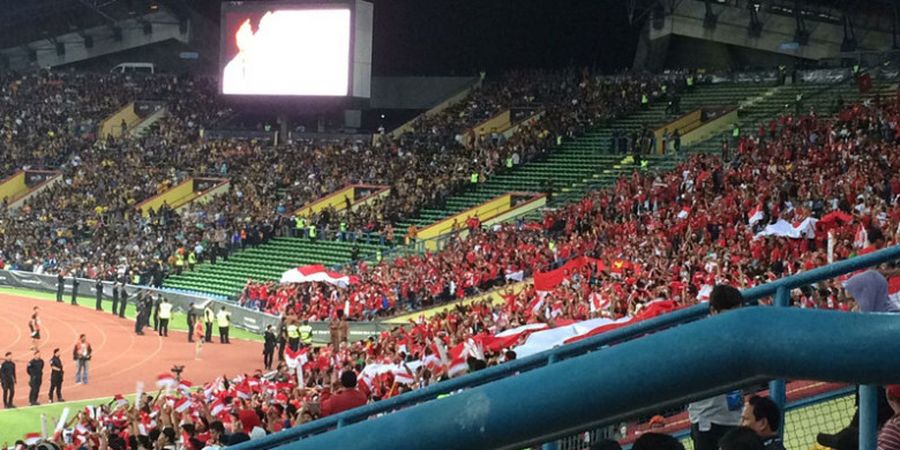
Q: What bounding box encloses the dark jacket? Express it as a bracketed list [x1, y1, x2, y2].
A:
[50, 355, 63, 380]
[0, 360, 15, 384]
[26, 358, 44, 381]
[263, 331, 277, 352]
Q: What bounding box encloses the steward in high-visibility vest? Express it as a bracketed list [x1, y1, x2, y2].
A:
[506, 157, 513, 169]
[470, 172, 479, 184]
[308, 224, 317, 240]
[295, 216, 306, 237]
[174, 253, 185, 274]
[216, 307, 231, 344]
[299, 321, 313, 346]
[641, 94, 649, 109]
[187, 251, 197, 271]
[287, 322, 300, 351]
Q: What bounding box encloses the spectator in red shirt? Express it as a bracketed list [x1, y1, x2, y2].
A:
[320, 371, 368, 417]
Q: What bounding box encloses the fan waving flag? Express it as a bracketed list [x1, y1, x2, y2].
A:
[284, 347, 309, 369]
[280, 264, 360, 288]
[156, 373, 177, 389]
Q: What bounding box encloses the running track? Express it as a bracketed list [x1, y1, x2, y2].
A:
[0, 293, 263, 406]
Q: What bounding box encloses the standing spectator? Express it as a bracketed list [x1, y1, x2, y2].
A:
[94, 278, 103, 311]
[70, 274, 79, 306]
[26, 350, 43, 406]
[158, 298, 172, 337]
[263, 325, 276, 370]
[204, 304, 215, 343]
[194, 319, 205, 360]
[688, 285, 745, 450]
[73, 334, 92, 385]
[741, 396, 784, 450]
[217, 306, 231, 344]
[187, 303, 196, 343]
[329, 310, 348, 353]
[320, 371, 367, 417]
[0, 352, 15, 408]
[48, 348, 64, 403]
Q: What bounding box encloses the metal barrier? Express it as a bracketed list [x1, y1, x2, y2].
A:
[229, 245, 900, 450]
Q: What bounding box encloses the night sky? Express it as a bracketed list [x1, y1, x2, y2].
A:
[192, 0, 642, 76]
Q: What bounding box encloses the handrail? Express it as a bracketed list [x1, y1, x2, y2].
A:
[231, 244, 900, 450]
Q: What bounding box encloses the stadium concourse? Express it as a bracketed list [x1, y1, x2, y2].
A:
[0, 63, 896, 450]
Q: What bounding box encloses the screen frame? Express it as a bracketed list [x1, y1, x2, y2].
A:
[219, 0, 359, 99]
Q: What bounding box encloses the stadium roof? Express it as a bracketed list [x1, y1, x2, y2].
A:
[0, 0, 159, 50]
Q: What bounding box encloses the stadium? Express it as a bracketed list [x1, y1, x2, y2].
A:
[0, 0, 898, 449]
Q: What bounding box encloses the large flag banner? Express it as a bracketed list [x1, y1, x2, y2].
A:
[280, 264, 359, 288]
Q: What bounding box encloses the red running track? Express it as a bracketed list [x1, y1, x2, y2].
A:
[0, 293, 264, 405]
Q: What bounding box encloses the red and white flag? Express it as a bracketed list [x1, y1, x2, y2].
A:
[177, 380, 193, 394]
[280, 265, 360, 288]
[209, 398, 227, 416]
[156, 373, 177, 389]
[747, 204, 764, 226]
[392, 366, 415, 385]
[174, 397, 193, 414]
[284, 347, 309, 369]
[889, 277, 900, 305]
[113, 394, 128, 409]
[23, 432, 42, 445]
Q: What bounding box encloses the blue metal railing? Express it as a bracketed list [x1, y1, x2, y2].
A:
[232, 244, 900, 450]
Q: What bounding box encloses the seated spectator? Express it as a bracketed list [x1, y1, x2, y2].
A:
[632, 432, 685, 450]
[740, 395, 785, 450]
[878, 385, 900, 450]
[719, 427, 765, 450]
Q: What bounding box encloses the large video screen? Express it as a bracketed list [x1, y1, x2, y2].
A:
[220, 1, 372, 98]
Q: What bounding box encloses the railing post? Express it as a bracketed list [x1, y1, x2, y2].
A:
[859, 385, 878, 450]
[542, 353, 560, 450]
[769, 286, 789, 438]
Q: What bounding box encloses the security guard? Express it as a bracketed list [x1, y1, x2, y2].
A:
[308, 224, 317, 241]
[640, 93, 649, 110]
[118, 282, 128, 318]
[216, 306, 231, 344]
[203, 304, 215, 343]
[339, 221, 347, 241]
[174, 252, 185, 275]
[158, 298, 172, 337]
[70, 274, 79, 306]
[187, 251, 198, 271]
[111, 280, 119, 315]
[470, 171, 479, 191]
[286, 320, 300, 352]
[186, 303, 196, 343]
[296, 216, 306, 238]
[299, 320, 313, 348]
[94, 278, 103, 311]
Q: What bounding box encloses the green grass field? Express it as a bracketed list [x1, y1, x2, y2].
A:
[0, 395, 138, 444]
[0, 286, 261, 441]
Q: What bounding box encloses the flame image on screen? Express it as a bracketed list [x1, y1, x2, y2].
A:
[222, 9, 351, 96]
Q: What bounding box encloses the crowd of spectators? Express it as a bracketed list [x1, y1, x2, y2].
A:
[0, 69, 680, 285]
[242, 99, 900, 321]
[7, 70, 900, 450]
